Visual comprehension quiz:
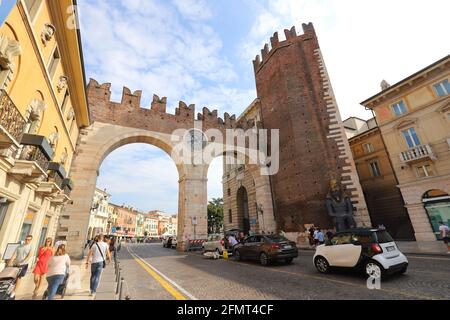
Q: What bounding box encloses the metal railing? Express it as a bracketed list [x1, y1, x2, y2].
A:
[47, 170, 64, 188]
[18, 144, 50, 173]
[0, 89, 27, 144]
[400, 144, 435, 163]
[114, 244, 130, 300]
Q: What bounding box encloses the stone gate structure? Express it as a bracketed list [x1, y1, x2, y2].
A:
[59, 79, 276, 258]
[224, 23, 371, 238]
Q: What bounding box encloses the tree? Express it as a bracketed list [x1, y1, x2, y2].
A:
[207, 198, 224, 234]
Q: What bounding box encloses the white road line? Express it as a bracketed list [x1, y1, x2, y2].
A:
[127, 246, 198, 300]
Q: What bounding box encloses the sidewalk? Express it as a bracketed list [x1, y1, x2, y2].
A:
[15, 260, 113, 300]
[297, 241, 449, 256]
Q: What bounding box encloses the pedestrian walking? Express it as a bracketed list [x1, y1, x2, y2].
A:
[308, 226, 315, 246]
[32, 238, 54, 298]
[438, 221, 450, 254]
[316, 229, 325, 245]
[8, 234, 34, 296]
[85, 234, 111, 297]
[313, 228, 319, 246]
[45, 244, 71, 300]
[109, 237, 116, 259]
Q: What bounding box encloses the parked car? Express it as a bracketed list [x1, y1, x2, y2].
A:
[234, 235, 298, 266]
[313, 228, 409, 278]
[163, 236, 177, 249]
[202, 234, 225, 254]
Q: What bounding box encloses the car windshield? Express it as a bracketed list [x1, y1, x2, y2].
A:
[266, 235, 289, 243]
[375, 231, 394, 244]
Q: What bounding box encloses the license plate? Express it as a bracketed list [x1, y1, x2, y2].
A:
[284, 245, 292, 249]
[386, 246, 395, 252]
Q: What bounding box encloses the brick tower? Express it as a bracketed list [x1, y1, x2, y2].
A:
[253, 23, 371, 231]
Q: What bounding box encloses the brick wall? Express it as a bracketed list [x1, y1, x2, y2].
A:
[253, 23, 370, 232]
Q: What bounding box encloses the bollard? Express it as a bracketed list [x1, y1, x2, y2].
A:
[116, 269, 121, 294]
[119, 278, 125, 300]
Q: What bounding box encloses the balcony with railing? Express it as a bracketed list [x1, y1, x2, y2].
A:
[37, 162, 66, 197]
[9, 134, 53, 183]
[61, 178, 73, 197]
[0, 89, 27, 149]
[400, 144, 436, 164]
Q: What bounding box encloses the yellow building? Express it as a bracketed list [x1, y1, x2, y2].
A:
[362, 55, 450, 242]
[344, 117, 415, 240]
[0, 0, 89, 270]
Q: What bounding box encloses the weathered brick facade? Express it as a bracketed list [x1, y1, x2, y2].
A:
[224, 23, 370, 234]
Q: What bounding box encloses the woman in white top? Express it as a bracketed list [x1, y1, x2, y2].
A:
[45, 244, 71, 300]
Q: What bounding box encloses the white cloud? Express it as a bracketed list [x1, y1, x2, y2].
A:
[241, 0, 450, 119]
[172, 0, 213, 20]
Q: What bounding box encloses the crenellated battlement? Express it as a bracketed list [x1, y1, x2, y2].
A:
[253, 22, 316, 73]
[86, 78, 238, 128]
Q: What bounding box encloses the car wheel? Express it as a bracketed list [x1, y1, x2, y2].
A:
[285, 258, 294, 264]
[365, 260, 384, 279]
[235, 250, 242, 261]
[314, 256, 330, 274]
[398, 266, 408, 275]
[260, 253, 269, 266]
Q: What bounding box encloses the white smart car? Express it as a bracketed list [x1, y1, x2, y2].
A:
[313, 228, 409, 278]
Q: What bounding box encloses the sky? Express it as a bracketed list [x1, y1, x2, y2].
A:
[77, 0, 450, 214]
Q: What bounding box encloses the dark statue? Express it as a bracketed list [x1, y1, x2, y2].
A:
[325, 179, 357, 232]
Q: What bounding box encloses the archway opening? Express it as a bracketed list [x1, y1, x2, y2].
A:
[207, 156, 225, 235]
[95, 143, 179, 242]
[422, 189, 450, 240]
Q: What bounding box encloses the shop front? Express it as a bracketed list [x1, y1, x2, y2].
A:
[423, 189, 450, 240]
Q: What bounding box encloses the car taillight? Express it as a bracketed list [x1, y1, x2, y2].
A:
[271, 243, 281, 250]
[371, 243, 383, 254]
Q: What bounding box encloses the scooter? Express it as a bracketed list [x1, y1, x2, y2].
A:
[0, 267, 22, 300]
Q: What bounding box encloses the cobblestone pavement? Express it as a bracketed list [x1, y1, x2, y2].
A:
[117, 243, 450, 300]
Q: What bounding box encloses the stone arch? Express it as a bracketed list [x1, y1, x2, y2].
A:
[61, 123, 202, 258]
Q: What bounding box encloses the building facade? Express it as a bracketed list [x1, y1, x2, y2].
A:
[362, 55, 450, 242]
[86, 188, 110, 239]
[223, 99, 261, 234]
[0, 0, 88, 270]
[144, 214, 159, 238]
[344, 117, 415, 240]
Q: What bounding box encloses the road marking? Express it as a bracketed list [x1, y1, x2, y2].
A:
[225, 258, 440, 300]
[127, 246, 197, 300]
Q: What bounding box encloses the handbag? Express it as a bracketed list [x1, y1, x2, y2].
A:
[96, 243, 106, 268]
